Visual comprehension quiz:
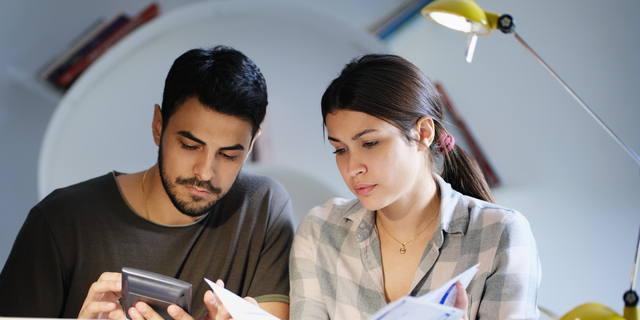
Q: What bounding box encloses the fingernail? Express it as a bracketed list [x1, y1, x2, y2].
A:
[129, 308, 139, 317]
[137, 303, 147, 313]
[168, 305, 179, 316]
[116, 281, 122, 289]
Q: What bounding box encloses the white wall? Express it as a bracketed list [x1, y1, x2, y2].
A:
[1, 0, 639, 317]
[0, 0, 201, 274]
[0, 0, 397, 268]
[386, 0, 640, 316]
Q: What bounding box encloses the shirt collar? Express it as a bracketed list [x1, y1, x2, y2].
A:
[342, 200, 377, 244]
[436, 174, 470, 236]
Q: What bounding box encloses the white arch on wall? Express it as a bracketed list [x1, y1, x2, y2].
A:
[37, 0, 388, 223]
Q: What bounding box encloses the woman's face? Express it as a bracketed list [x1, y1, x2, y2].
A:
[325, 110, 433, 212]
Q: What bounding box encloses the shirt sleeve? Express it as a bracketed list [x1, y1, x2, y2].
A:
[0, 206, 67, 317]
[289, 213, 331, 320]
[248, 185, 295, 304]
[476, 212, 541, 320]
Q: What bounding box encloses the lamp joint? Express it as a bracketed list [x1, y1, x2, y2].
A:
[497, 14, 515, 34]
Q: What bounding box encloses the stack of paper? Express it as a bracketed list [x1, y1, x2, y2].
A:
[205, 263, 479, 320]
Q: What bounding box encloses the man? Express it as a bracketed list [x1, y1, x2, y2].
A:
[0, 46, 293, 320]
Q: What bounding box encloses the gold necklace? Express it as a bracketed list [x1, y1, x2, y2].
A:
[141, 168, 150, 220]
[377, 211, 439, 254]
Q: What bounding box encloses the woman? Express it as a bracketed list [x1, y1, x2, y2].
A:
[289, 54, 540, 320]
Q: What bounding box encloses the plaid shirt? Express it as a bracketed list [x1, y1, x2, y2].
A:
[290, 175, 541, 320]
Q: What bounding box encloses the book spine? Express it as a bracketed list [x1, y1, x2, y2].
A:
[38, 16, 108, 80]
[46, 14, 130, 83]
[54, 2, 161, 89]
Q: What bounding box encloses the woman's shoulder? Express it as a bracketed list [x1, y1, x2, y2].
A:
[295, 197, 365, 234]
[438, 175, 524, 225]
[465, 196, 528, 224]
[453, 194, 534, 243]
[306, 197, 362, 221]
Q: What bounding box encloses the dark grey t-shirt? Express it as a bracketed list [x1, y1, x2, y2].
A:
[0, 170, 294, 318]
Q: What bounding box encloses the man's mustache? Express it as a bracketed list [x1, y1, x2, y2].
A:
[175, 176, 222, 195]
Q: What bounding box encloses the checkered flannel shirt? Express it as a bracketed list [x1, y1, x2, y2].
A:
[290, 175, 541, 320]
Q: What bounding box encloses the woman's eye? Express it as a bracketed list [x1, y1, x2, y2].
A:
[333, 148, 346, 155]
[363, 141, 378, 148]
[181, 142, 198, 150]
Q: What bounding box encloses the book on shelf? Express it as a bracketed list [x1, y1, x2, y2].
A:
[40, 2, 161, 92]
[38, 17, 108, 79]
[37, 16, 108, 80]
[42, 13, 130, 85]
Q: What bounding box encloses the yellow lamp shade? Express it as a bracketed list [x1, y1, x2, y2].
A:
[559, 302, 626, 320]
[421, 0, 500, 35]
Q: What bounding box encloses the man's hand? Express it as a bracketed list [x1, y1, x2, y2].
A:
[453, 281, 469, 320]
[78, 272, 126, 320]
[127, 279, 259, 320]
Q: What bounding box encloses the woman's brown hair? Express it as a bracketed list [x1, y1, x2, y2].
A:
[321, 54, 496, 203]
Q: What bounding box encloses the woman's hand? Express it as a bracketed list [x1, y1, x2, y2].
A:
[78, 272, 126, 320]
[453, 281, 469, 320]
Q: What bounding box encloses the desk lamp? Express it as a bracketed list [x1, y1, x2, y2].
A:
[420, 0, 640, 319]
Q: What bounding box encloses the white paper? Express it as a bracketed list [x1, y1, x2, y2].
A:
[204, 278, 279, 320]
[204, 263, 479, 320]
[367, 296, 466, 320]
[417, 263, 480, 306]
[367, 263, 480, 320]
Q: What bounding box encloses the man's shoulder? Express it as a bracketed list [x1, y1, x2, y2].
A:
[37, 172, 118, 211]
[231, 170, 290, 198]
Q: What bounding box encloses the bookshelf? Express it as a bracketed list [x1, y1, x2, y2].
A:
[6, 2, 161, 106]
[37, 0, 387, 219]
[39, 2, 160, 92]
[5, 65, 62, 105]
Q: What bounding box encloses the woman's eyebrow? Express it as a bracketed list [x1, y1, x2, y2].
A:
[328, 129, 377, 143]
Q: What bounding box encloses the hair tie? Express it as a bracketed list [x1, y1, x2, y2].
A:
[437, 132, 455, 154]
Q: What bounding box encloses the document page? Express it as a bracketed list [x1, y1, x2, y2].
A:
[367, 263, 480, 320]
[205, 263, 479, 320]
[204, 278, 279, 320]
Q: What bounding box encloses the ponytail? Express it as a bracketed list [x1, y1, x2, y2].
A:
[433, 124, 496, 204]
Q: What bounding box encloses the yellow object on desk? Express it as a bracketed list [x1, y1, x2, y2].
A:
[559, 302, 629, 320]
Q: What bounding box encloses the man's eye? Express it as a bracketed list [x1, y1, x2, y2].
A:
[220, 153, 238, 161]
[181, 143, 198, 150]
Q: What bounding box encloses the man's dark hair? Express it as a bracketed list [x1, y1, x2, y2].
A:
[161, 45, 267, 136]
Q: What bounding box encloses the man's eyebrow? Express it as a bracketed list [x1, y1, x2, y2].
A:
[219, 144, 245, 151]
[328, 129, 377, 143]
[178, 131, 205, 145]
[177, 131, 245, 151]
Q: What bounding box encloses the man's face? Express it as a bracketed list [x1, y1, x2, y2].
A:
[153, 97, 257, 217]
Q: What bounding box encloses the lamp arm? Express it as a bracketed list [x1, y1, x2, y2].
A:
[510, 30, 640, 168]
[629, 225, 640, 295]
[509, 28, 640, 316]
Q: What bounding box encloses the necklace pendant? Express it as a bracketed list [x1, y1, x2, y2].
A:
[400, 246, 406, 254]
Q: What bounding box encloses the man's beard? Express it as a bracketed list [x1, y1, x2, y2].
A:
[158, 146, 224, 217]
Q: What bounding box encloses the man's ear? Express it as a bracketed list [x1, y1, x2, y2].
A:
[415, 116, 435, 150]
[152, 104, 163, 146]
[244, 129, 262, 162]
